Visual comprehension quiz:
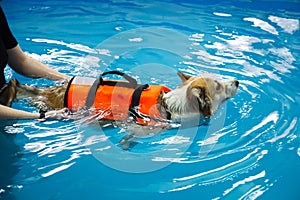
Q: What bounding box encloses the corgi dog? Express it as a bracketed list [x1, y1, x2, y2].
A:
[1, 71, 239, 149]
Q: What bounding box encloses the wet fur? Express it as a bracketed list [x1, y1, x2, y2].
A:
[0, 80, 17, 106]
[2, 79, 67, 110]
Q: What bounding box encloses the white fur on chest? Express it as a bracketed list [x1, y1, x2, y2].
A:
[162, 83, 204, 121]
[163, 84, 189, 115]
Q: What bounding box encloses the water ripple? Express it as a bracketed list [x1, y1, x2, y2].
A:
[2, 0, 299, 199]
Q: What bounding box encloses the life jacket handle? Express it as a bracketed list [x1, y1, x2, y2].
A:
[85, 70, 138, 108]
[101, 71, 137, 87]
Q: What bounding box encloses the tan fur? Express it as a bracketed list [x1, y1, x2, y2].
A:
[163, 72, 239, 118]
[177, 72, 192, 83]
[1, 79, 67, 110]
[187, 78, 212, 116]
[0, 79, 18, 106]
[37, 85, 67, 109]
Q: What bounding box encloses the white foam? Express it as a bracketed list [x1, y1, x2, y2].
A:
[213, 12, 232, 17]
[269, 15, 299, 34]
[31, 38, 96, 54]
[128, 37, 143, 42]
[244, 17, 278, 35]
[152, 136, 190, 145]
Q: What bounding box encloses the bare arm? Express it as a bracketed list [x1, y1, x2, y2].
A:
[0, 104, 69, 120]
[7, 45, 71, 81]
[0, 104, 39, 119]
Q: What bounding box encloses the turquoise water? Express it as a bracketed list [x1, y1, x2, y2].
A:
[1, 0, 300, 199]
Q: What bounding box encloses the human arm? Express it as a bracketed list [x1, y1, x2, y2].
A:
[1, 7, 69, 81]
[0, 104, 69, 120]
[7, 45, 71, 81]
[0, 104, 39, 119]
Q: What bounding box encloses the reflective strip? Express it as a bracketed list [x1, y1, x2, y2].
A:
[72, 76, 96, 85]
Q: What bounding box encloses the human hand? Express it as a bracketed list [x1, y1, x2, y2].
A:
[37, 108, 70, 122]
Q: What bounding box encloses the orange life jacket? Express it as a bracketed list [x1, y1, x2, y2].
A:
[64, 72, 171, 125]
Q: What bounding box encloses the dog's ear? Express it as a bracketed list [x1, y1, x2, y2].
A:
[177, 72, 192, 83]
[190, 87, 212, 117]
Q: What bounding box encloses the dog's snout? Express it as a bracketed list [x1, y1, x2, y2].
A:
[234, 80, 239, 87]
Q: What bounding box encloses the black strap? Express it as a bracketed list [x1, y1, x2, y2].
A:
[129, 84, 172, 124]
[129, 84, 149, 110]
[128, 84, 150, 121]
[39, 108, 47, 119]
[85, 77, 102, 108]
[101, 71, 137, 87]
[64, 76, 75, 107]
[100, 80, 138, 88]
[85, 71, 138, 109]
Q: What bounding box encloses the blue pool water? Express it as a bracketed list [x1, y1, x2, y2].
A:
[1, 0, 300, 199]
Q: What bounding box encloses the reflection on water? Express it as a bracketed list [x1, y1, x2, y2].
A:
[0, 121, 22, 200]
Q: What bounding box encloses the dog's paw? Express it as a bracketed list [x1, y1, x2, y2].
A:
[119, 134, 138, 150]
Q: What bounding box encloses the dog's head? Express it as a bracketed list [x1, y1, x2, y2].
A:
[177, 72, 239, 117]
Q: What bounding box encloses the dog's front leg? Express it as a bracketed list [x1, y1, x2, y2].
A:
[119, 133, 138, 150]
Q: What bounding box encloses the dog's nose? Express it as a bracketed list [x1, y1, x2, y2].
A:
[234, 80, 239, 87]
